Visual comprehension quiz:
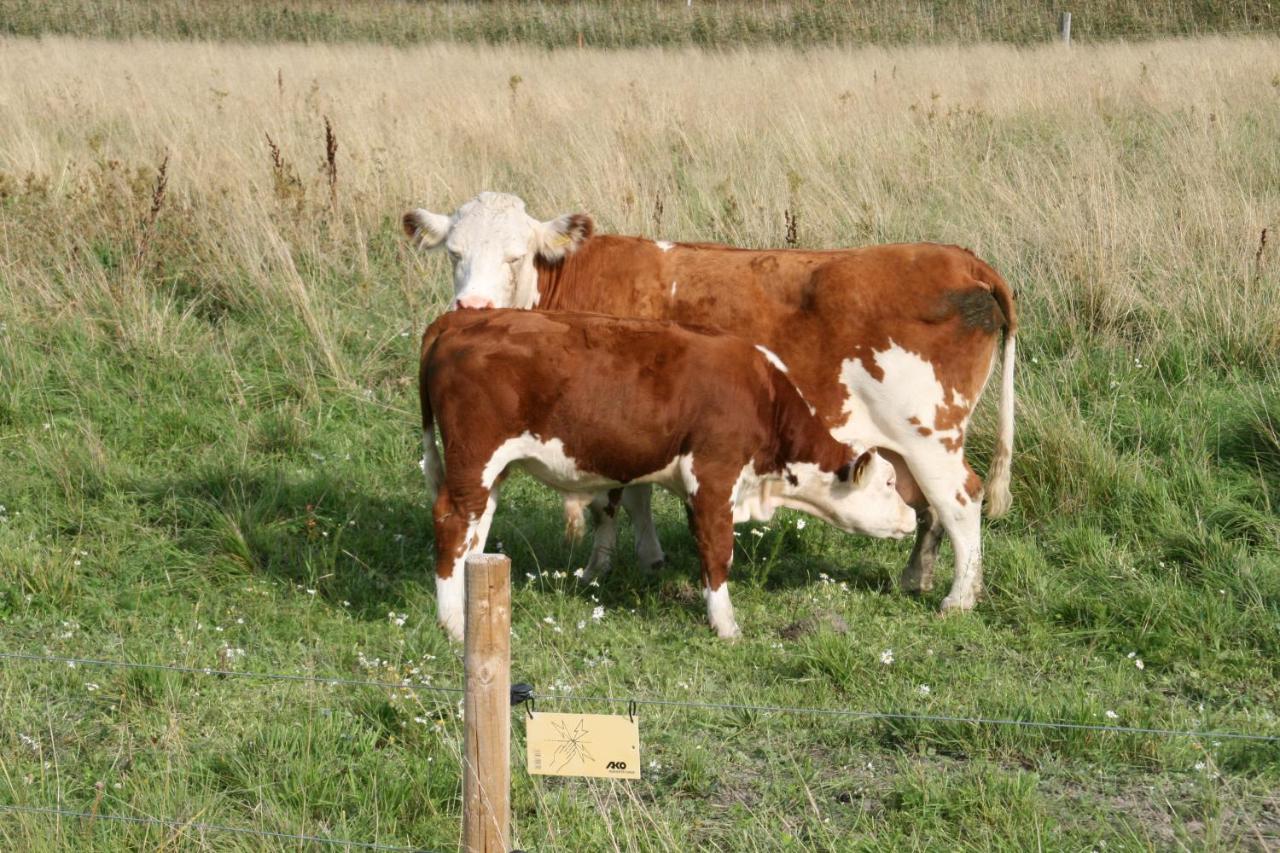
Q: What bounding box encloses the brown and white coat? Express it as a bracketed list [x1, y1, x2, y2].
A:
[420, 309, 915, 639]
[406, 192, 1017, 614]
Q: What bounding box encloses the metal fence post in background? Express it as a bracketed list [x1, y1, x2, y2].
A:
[463, 554, 512, 853]
[1060, 11, 1072, 44]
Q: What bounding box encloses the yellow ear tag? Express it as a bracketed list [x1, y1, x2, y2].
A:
[552, 233, 573, 250]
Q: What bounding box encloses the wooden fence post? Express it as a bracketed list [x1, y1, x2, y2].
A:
[1059, 11, 1072, 45]
[463, 554, 512, 853]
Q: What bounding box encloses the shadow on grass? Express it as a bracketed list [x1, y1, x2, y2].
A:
[129, 465, 916, 629]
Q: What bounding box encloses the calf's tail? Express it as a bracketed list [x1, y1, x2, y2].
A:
[419, 347, 445, 499]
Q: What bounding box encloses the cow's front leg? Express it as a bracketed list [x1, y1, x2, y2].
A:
[689, 491, 739, 639]
[433, 484, 498, 642]
[622, 484, 666, 569]
[900, 506, 944, 594]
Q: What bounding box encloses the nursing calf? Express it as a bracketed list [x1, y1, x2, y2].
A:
[420, 309, 915, 640]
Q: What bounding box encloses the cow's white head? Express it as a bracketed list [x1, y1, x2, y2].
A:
[780, 450, 916, 540]
[403, 192, 593, 310]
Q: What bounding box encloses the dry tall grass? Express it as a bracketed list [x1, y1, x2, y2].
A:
[1, 35, 1278, 363]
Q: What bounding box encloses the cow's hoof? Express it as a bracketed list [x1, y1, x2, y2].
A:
[583, 551, 615, 578]
[938, 594, 975, 615]
[637, 548, 666, 570]
[898, 572, 934, 595]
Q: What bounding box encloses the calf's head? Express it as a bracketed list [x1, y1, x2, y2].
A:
[403, 191, 593, 310]
[782, 450, 916, 539]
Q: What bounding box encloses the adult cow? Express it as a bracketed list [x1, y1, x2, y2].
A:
[404, 192, 1016, 613]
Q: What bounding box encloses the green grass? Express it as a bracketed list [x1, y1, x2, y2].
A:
[1, 33, 1279, 852]
[1, 198, 1277, 852]
[1, 0, 1278, 48]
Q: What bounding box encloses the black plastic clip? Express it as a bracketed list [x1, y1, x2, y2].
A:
[511, 682, 535, 718]
[628, 699, 638, 724]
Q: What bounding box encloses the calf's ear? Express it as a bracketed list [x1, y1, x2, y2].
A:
[838, 450, 875, 484]
[403, 209, 452, 250]
[535, 212, 594, 262]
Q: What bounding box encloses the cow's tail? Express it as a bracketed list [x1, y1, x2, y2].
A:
[419, 333, 446, 500]
[984, 267, 1017, 518]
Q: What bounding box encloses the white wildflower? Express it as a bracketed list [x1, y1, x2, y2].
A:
[305, 589, 316, 596]
[388, 612, 407, 627]
[918, 684, 931, 695]
[795, 518, 806, 530]
[1134, 659, 1144, 670]
[591, 606, 605, 621]
[880, 649, 894, 666]
[1104, 710, 1118, 720]
[750, 528, 765, 538]
[543, 616, 556, 625]
[1194, 761, 1206, 772]
[573, 568, 585, 579]
[85, 682, 100, 692]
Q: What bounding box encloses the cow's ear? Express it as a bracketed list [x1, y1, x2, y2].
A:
[403, 209, 452, 250]
[535, 213, 593, 262]
[839, 450, 874, 484]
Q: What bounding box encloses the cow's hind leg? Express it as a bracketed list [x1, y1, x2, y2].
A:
[905, 449, 985, 613]
[899, 506, 944, 594]
[583, 489, 622, 581]
[622, 484, 666, 569]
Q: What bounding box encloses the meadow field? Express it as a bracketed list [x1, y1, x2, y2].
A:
[2, 0, 1278, 48]
[0, 32, 1278, 851]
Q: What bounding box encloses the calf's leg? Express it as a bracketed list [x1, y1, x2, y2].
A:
[689, 491, 739, 639]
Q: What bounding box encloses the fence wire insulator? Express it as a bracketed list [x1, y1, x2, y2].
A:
[510, 682, 535, 717]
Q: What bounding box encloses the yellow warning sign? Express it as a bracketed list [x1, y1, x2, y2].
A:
[526, 712, 641, 779]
